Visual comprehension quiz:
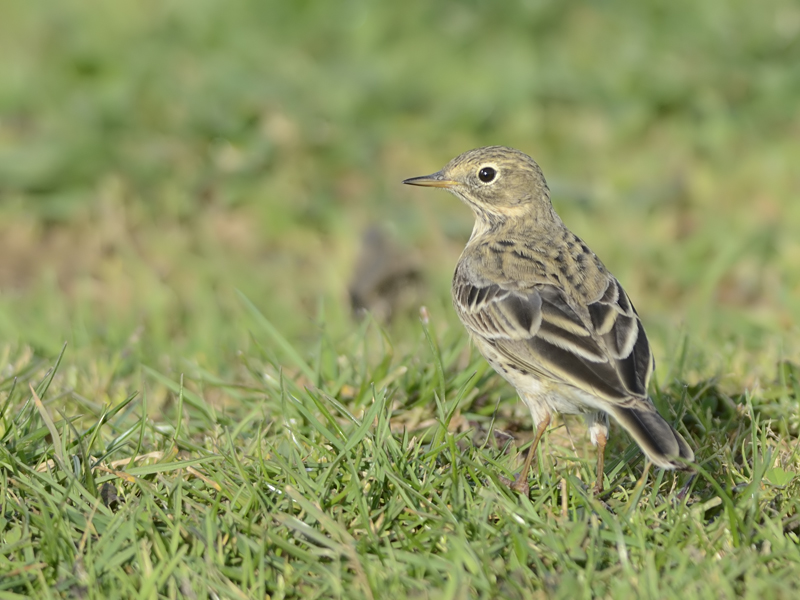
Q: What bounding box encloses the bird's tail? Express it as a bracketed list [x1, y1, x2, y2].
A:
[607, 404, 694, 470]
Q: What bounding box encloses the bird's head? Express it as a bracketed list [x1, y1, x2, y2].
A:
[403, 146, 552, 223]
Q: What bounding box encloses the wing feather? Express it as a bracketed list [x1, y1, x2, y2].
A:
[454, 273, 653, 403]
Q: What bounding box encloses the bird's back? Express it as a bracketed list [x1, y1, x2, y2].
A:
[452, 218, 656, 405]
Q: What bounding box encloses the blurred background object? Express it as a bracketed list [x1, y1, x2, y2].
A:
[0, 0, 798, 379]
[348, 224, 423, 323]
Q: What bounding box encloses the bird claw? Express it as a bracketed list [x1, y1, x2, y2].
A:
[511, 478, 530, 496]
[499, 473, 530, 496]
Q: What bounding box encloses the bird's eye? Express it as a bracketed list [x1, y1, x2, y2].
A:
[478, 167, 497, 183]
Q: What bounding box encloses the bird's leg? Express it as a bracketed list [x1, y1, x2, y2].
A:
[594, 430, 607, 495]
[676, 473, 697, 502]
[510, 414, 551, 494]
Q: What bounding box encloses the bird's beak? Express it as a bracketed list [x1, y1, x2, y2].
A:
[402, 171, 458, 189]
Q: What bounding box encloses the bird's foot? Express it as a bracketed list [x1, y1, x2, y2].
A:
[499, 473, 530, 496]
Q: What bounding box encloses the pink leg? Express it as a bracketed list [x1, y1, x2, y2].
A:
[511, 414, 551, 494]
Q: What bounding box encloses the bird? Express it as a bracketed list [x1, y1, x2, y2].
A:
[403, 146, 693, 495]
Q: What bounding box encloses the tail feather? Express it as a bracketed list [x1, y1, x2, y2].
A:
[607, 405, 694, 469]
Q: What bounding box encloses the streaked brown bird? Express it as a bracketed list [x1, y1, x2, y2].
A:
[403, 146, 693, 494]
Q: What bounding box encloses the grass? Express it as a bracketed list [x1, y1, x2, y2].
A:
[2, 0, 800, 597]
[2, 313, 800, 598]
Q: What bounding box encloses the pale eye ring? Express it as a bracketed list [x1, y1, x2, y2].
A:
[478, 166, 497, 183]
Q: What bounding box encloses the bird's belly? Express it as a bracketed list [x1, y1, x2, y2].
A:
[476, 339, 600, 416]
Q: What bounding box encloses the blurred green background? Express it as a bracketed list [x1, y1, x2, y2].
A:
[1, 0, 799, 383]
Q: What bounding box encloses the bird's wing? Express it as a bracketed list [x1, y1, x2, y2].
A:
[453, 273, 653, 403]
